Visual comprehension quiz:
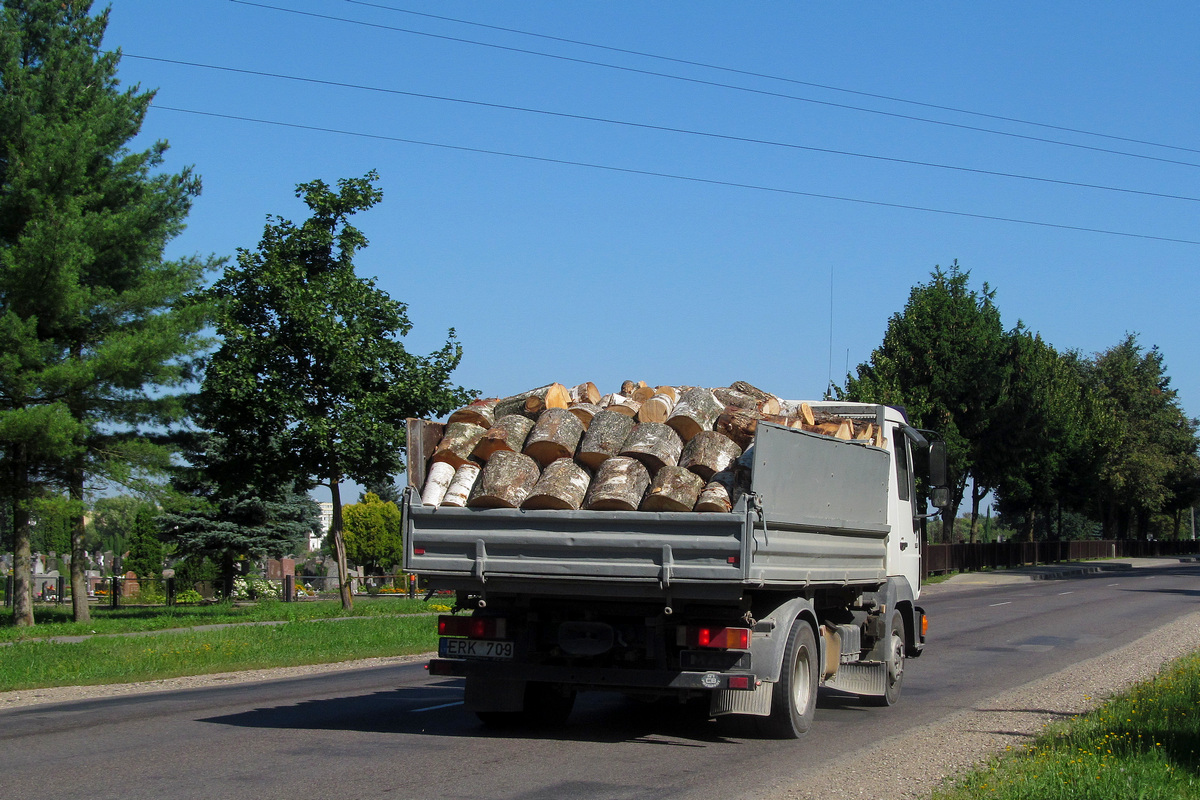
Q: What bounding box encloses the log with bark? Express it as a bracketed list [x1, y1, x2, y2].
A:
[694, 469, 747, 513]
[493, 383, 571, 421]
[600, 392, 641, 417]
[440, 461, 482, 507]
[712, 387, 759, 411]
[420, 460, 456, 506]
[467, 450, 542, 509]
[431, 422, 488, 468]
[521, 458, 592, 510]
[471, 414, 536, 462]
[583, 456, 651, 511]
[678, 430, 743, 480]
[523, 407, 585, 467]
[729, 381, 781, 415]
[713, 407, 766, 450]
[567, 402, 602, 429]
[665, 387, 724, 442]
[568, 382, 601, 405]
[447, 398, 498, 429]
[619, 421, 683, 475]
[640, 465, 705, 512]
[577, 408, 637, 469]
[637, 393, 675, 424]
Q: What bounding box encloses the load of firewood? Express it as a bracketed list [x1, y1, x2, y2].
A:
[417, 380, 882, 514]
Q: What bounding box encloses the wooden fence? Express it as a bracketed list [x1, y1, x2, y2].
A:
[923, 539, 1198, 577]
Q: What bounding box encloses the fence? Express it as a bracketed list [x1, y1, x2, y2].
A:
[923, 538, 1199, 577]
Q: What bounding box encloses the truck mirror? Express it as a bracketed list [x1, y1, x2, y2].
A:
[930, 486, 950, 509]
[928, 441, 948, 488]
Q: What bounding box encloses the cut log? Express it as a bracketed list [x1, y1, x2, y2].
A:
[493, 383, 571, 421]
[799, 402, 816, 426]
[811, 421, 842, 437]
[431, 422, 487, 468]
[679, 430, 743, 480]
[567, 402, 602, 429]
[523, 407, 585, 468]
[471, 414, 535, 462]
[584, 456, 650, 511]
[447, 398, 498, 429]
[522, 458, 591, 510]
[666, 387, 724, 442]
[467, 451, 541, 509]
[637, 393, 675, 423]
[714, 407, 766, 450]
[834, 421, 853, 440]
[577, 409, 637, 469]
[600, 392, 641, 417]
[568, 382, 601, 405]
[440, 461, 482, 508]
[694, 469, 746, 513]
[729, 381, 781, 415]
[712, 387, 758, 411]
[620, 380, 648, 396]
[653, 386, 678, 403]
[619, 422, 684, 475]
[631, 385, 656, 403]
[640, 466, 704, 512]
[420, 460, 456, 506]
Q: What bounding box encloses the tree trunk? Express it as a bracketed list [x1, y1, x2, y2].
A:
[468, 451, 541, 508]
[679, 430, 742, 480]
[330, 478, 353, 611]
[640, 466, 704, 512]
[471, 414, 535, 462]
[11, 444, 34, 627]
[522, 458, 591, 510]
[619, 422, 683, 475]
[584, 456, 650, 511]
[577, 409, 636, 470]
[69, 453, 90, 623]
[523, 407, 585, 468]
[666, 388, 724, 442]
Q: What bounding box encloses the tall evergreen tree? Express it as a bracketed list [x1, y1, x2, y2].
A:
[0, 1, 214, 624]
[201, 172, 473, 609]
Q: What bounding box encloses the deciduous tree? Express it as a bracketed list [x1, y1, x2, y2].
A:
[342, 492, 403, 575]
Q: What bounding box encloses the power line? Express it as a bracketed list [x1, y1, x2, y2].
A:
[343, 0, 1200, 157]
[149, 104, 1200, 247]
[126, 54, 1200, 205]
[227, 0, 1200, 171]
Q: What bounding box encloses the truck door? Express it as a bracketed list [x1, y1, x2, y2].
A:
[890, 428, 922, 591]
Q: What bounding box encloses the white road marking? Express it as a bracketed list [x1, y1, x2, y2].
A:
[989, 601, 1012, 607]
[411, 701, 464, 713]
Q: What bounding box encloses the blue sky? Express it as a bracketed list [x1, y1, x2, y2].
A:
[105, 1, 1199, 450]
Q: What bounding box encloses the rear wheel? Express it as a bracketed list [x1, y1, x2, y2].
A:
[758, 618, 818, 739]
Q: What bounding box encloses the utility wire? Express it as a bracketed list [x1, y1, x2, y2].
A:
[148, 104, 1200, 247]
[228, 0, 1200, 171]
[343, 0, 1200, 157]
[126, 54, 1200, 205]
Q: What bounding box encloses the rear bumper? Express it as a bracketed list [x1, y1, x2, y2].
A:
[429, 658, 755, 692]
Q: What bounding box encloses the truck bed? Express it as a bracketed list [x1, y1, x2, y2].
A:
[403, 420, 893, 600]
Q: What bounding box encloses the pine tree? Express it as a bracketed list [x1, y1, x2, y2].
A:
[0, 1, 215, 624]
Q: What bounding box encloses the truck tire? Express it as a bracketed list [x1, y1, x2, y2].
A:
[869, 614, 905, 707]
[758, 618, 818, 739]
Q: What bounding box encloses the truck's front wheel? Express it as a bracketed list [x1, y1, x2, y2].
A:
[868, 614, 905, 707]
[759, 618, 818, 739]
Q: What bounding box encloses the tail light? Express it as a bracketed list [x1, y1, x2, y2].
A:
[438, 615, 507, 639]
[685, 626, 750, 650]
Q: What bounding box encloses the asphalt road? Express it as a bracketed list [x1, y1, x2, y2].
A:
[2, 561, 1197, 800]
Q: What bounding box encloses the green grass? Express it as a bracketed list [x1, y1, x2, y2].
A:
[933, 649, 1200, 800]
[0, 615, 441, 691]
[0, 597, 453, 643]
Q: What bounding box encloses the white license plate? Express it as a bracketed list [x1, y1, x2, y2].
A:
[439, 638, 514, 660]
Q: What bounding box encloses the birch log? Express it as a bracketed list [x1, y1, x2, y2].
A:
[729, 381, 781, 415]
[567, 402, 602, 429]
[584, 456, 650, 511]
[712, 387, 758, 411]
[577, 409, 636, 469]
[568, 382, 601, 405]
[637, 393, 675, 423]
[472, 414, 535, 462]
[440, 461, 482, 507]
[694, 469, 746, 513]
[523, 407, 585, 467]
[666, 387, 724, 442]
[431, 422, 487, 468]
[522, 458, 591, 510]
[640, 466, 704, 512]
[600, 393, 641, 418]
[714, 407, 766, 450]
[493, 383, 570, 421]
[448, 398, 498, 429]
[467, 451, 541, 509]
[619, 422, 683, 475]
[420, 461, 456, 506]
[679, 430, 743, 480]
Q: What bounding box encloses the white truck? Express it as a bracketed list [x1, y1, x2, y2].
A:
[402, 401, 948, 738]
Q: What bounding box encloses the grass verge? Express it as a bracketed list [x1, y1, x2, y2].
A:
[0, 615, 440, 692]
[0, 597, 451, 643]
[933, 648, 1200, 800]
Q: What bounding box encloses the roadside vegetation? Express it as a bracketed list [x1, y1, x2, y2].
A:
[933, 648, 1200, 800]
